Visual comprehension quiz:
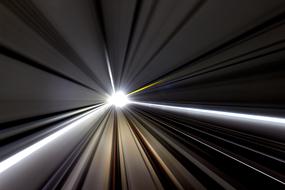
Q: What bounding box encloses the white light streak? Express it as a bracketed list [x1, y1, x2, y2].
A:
[130, 101, 285, 125]
[0, 106, 105, 174]
[104, 48, 115, 93]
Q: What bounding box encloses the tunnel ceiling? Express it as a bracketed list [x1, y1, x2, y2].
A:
[1, 0, 285, 189]
[1, 0, 285, 121]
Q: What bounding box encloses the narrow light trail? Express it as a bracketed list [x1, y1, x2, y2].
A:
[130, 101, 285, 125]
[128, 81, 162, 95]
[0, 105, 108, 175]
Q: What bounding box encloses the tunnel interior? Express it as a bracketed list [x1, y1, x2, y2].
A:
[0, 0, 285, 189]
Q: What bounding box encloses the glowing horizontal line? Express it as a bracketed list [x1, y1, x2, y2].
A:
[0, 106, 104, 174]
[130, 101, 285, 125]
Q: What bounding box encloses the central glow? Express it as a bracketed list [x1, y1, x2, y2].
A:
[107, 91, 129, 107]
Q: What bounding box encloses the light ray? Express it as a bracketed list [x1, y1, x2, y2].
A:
[130, 101, 285, 125]
[0, 106, 106, 174]
[128, 80, 162, 95]
[104, 48, 115, 93]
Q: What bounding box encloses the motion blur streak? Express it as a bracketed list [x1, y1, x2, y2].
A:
[0, 105, 107, 174]
[132, 101, 285, 184]
[1, 0, 285, 189]
[130, 101, 285, 125]
[128, 81, 162, 95]
[105, 49, 116, 93]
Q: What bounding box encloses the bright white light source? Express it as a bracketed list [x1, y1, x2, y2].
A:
[107, 91, 129, 107]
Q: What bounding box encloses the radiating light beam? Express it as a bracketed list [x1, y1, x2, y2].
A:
[0, 106, 106, 174]
[128, 81, 162, 95]
[130, 101, 285, 125]
[104, 48, 115, 93]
